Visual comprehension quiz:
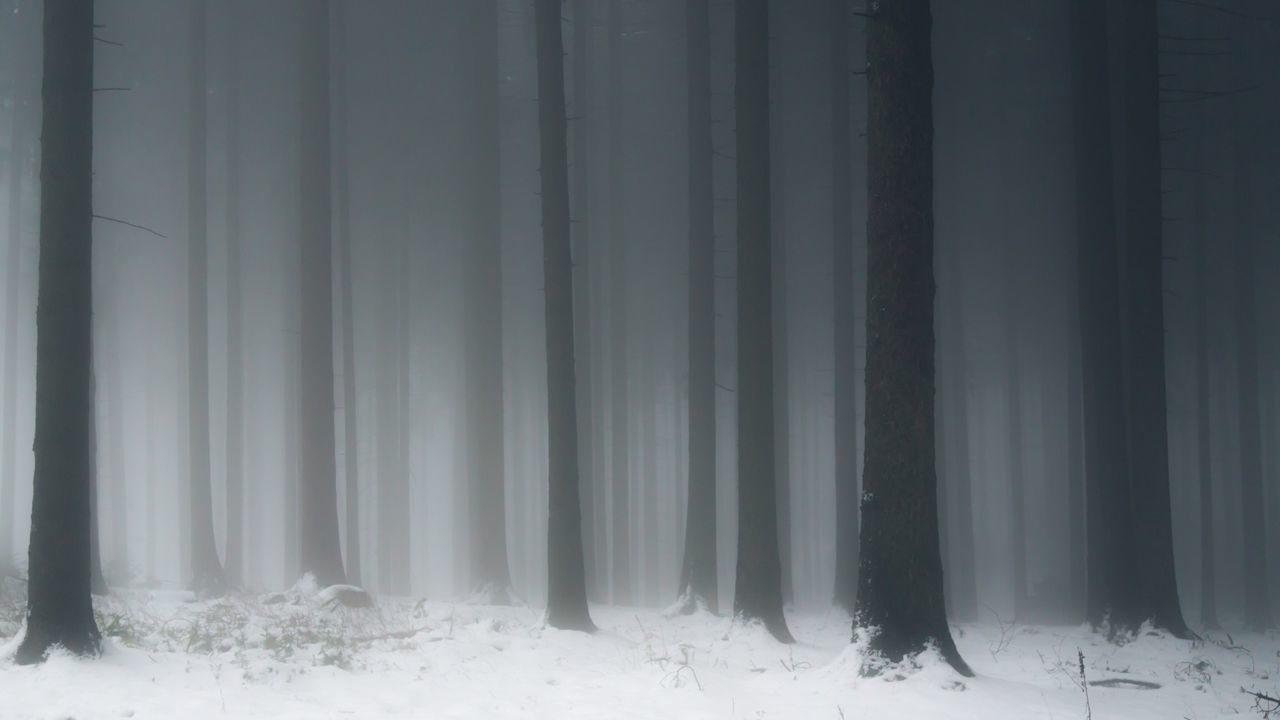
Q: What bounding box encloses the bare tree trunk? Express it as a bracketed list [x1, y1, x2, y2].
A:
[732, 0, 792, 644]
[331, 0, 360, 590]
[607, 0, 631, 608]
[1231, 108, 1272, 630]
[677, 0, 717, 613]
[1117, 0, 1190, 639]
[569, 0, 598, 602]
[1192, 178, 1218, 630]
[535, 0, 594, 633]
[830, 0, 859, 613]
[296, 0, 345, 588]
[855, 0, 969, 676]
[463, 0, 510, 604]
[17, 0, 101, 664]
[223, 0, 245, 588]
[186, 0, 226, 598]
[1005, 250, 1026, 619]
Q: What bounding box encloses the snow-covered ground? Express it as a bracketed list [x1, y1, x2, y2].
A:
[0, 582, 1275, 719]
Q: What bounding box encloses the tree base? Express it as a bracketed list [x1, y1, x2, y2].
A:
[14, 621, 101, 665]
[546, 608, 596, 634]
[189, 569, 229, 599]
[855, 623, 973, 678]
[665, 591, 717, 618]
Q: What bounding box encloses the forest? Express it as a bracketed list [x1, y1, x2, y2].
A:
[0, 0, 1278, 718]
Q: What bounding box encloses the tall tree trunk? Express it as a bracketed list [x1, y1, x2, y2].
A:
[187, 0, 226, 597]
[332, 0, 360, 589]
[677, 0, 717, 613]
[1192, 180, 1218, 630]
[1231, 117, 1271, 630]
[1065, 284, 1086, 621]
[1071, 0, 1136, 634]
[855, 0, 969, 676]
[831, 0, 859, 613]
[106, 271, 128, 583]
[463, 0, 511, 603]
[296, 0, 345, 588]
[1117, 0, 1190, 638]
[223, 0, 245, 588]
[607, 0, 631, 607]
[1005, 254, 1027, 618]
[536, 0, 594, 632]
[570, 0, 598, 602]
[732, 0, 792, 644]
[17, 0, 101, 664]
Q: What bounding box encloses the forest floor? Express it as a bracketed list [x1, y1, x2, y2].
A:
[0, 579, 1276, 719]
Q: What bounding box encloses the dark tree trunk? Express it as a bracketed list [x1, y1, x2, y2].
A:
[1192, 184, 1218, 630]
[186, 0, 226, 598]
[831, 0, 859, 613]
[463, 0, 511, 603]
[535, 0, 594, 633]
[570, 0, 598, 602]
[855, 0, 968, 676]
[296, 0, 345, 588]
[332, 0, 360, 589]
[677, 0, 718, 614]
[16, 0, 102, 664]
[1005, 254, 1027, 619]
[732, 0, 792, 644]
[1116, 0, 1190, 639]
[223, 0, 244, 588]
[940, 265, 976, 622]
[607, 0, 631, 608]
[375, 233, 402, 593]
[1231, 124, 1272, 630]
[1071, 0, 1138, 634]
[106, 278, 128, 583]
[1065, 287, 1086, 621]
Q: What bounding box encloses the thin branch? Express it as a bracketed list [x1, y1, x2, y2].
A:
[93, 36, 124, 47]
[93, 214, 168, 239]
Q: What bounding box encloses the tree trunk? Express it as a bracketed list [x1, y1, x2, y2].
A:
[463, 0, 511, 603]
[607, 0, 631, 608]
[855, 0, 969, 676]
[1231, 113, 1271, 630]
[536, 0, 594, 633]
[677, 0, 717, 613]
[332, 0, 360, 590]
[1071, 0, 1137, 634]
[1192, 179, 1218, 630]
[732, 0, 792, 644]
[1116, 0, 1190, 639]
[570, 0, 598, 602]
[186, 0, 226, 598]
[831, 0, 859, 613]
[223, 0, 244, 588]
[296, 0, 345, 588]
[16, 0, 102, 664]
[1005, 252, 1027, 619]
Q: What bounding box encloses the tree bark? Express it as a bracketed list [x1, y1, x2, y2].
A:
[1192, 178, 1218, 630]
[186, 0, 226, 598]
[463, 0, 511, 603]
[535, 0, 594, 633]
[606, 0, 631, 608]
[296, 0, 345, 588]
[222, 0, 245, 588]
[831, 0, 860, 613]
[732, 0, 792, 644]
[677, 0, 718, 613]
[855, 0, 969, 676]
[1116, 0, 1190, 639]
[332, 0, 360, 590]
[570, 0, 598, 602]
[16, 0, 102, 664]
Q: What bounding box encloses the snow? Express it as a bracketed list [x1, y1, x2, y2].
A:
[0, 587, 1276, 719]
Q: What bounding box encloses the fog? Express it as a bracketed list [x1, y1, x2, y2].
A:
[2, 0, 1278, 634]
